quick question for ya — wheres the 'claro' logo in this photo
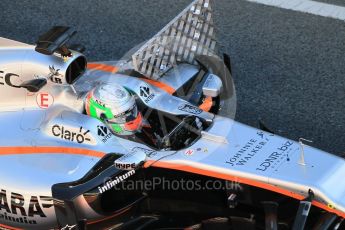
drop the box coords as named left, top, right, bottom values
left=51, top=125, right=95, bottom=145
left=0, top=71, right=21, bottom=88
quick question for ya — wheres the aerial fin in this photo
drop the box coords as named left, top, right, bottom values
left=131, top=0, right=217, bottom=80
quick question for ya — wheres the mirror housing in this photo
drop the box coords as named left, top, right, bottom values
left=19, top=78, right=47, bottom=92
left=202, top=73, right=223, bottom=98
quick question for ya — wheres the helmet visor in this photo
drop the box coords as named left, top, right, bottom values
left=108, top=104, right=138, bottom=124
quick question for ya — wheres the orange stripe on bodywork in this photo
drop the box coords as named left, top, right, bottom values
left=144, top=160, right=345, bottom=218
left=87, top=63, right=119, bottom=73
left=0, top=146, right=105, bottom=158
left=2, top=147, right=343, bottom=219
left=0, top=223, right=22, bottom=230
left=87, top=206, right=132, bottom=225
left=142, top=78, right=176, bottom=95
left=199, top=96, right=213, bottom=112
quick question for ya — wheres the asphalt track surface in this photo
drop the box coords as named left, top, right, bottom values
left=1, top=0, right=345, bottom=155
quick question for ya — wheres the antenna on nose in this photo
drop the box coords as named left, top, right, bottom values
left=298, top=138, right=313, bottom=166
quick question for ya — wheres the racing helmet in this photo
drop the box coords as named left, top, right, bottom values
left=85, top=83, right=142, bottom=135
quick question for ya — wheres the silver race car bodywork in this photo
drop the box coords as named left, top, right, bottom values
left=0, top=1, right=344, bottom=229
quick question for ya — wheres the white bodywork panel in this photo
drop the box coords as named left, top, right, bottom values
left=0, top=0, right=344, bottom=229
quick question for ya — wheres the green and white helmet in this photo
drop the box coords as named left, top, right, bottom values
left=85, top=83, right=143, bottom=135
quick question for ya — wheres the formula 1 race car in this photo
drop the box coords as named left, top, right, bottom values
left=1, top=0, right=345, bottom=230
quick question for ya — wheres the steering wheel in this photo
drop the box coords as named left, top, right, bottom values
left=157, top=116, right=203, bottom=150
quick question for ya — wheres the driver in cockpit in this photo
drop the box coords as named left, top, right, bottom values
left=84, top=83, right=160, bottom=148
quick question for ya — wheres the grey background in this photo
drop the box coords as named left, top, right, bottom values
left=1, top=0, right=345, bottom=155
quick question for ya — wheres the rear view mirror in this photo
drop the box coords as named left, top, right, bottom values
left=20, top=78, right=47, bottom=92
left=35, top=26, right=76, bottom=57
left=202, top=73, right=223, bottom=98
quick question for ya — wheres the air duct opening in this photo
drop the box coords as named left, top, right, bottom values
left=66, top=56, right=87, bottom=84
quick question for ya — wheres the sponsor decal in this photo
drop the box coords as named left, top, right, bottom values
left=52, top=125, right=91, bottom=144
left=256, top=141, right=294, bottom=172
left=140, top=86, right=155, bottom=103
left=95, top=99, right=106, bottom=107
left=98, top=170, right=136, bottom=194
left=36, top=92, right=54, bottom=109
left=184, top=149, right=195, bottom=156
left=0, top=70, right=21, bottom=88
left=225, top=131, right=272, bottom=167
left=97, top=125, right=112, bottom=143
left=48, top=65, right=63, bottom=84
left=196, top=147, right=208, bottom=153
left=114, top=162, right=136, bottom=170
left=0, top=189, right=53, bottom=225
left=178, top=104, right=202, bottom=115
left=114, top=149, right=147, bottom=170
